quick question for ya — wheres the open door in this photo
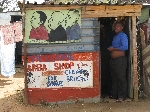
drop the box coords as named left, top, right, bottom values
left=99, top=17, right=134, bottom=98
left=11, top=15, right=23, bottom=65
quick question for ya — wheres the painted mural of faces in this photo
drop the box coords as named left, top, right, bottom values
left=48, top=11, right=64, bottom=30
left=65, top=9, right=80, bottom=27
left=25, top=9, right=81, bottom=43
left=47, top=10, right=80, bottom=30
left=30, top=11, right=47, bottom=29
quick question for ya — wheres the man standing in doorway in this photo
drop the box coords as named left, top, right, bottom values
left=108, top=21, right=128, bottom=102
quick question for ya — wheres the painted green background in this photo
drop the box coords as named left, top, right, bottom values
left=25, top=9, right=81, bottom=43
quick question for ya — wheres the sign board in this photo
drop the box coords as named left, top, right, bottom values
left=27, top=61, right=93, bottom=88
left=25, top=9, right=81, bottom=43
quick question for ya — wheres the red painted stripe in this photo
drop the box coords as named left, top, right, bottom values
left=42, top=70, right=64, bottom=76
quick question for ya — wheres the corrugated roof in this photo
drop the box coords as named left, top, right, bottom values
left=19, top=0, right=150, bottom=5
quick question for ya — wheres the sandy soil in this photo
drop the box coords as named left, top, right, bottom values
left=1, top=73, right=150, bottom=112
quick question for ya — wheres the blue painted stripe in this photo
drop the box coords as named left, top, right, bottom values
left=26, top=44, right=99, bottom=54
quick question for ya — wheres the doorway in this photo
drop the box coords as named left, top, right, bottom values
left=11, top=15, right=22, bottom=65
left=99, top=17, right=132, bottom=99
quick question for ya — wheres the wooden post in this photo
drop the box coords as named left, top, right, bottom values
left=129, top=17, right=134, bottom=98
left=132, top=16, right=138, bottom=101
left=22, top=0, right=28, bottom=104
left=98, top=20, right=101, bottom=98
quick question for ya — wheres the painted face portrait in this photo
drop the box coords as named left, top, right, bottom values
left=30, top=12, right=41, bottom=29
left=48, top=11, right=64, bottom=30
left=29, top=11, right=49, bottom=40
left=65, top=10, right=80, bottom=26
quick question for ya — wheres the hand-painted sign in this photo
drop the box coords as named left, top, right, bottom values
left=25, top=9, right=81, bottom=43
left=27, top=61, right=93, bottom=88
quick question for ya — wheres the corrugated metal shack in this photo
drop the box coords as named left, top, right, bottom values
left=18, top=0, right=143, bottom=104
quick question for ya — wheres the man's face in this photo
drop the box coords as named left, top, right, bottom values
left=30, top=12, right=41, bottom=28
left=114, top=23, right=123, bottom=33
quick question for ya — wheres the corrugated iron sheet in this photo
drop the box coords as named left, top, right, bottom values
left=143, top=45, right=150, bottom=75
left=23, top=0, right=150, bottom=5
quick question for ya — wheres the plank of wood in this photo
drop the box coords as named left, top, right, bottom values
left=26, top=6, right=82, bottom=10
left=132, top=16, right=139, bottom=102
left=22, top=0, right=28, bottom=104
left=24, top=5, right=141, bottom=14
left=24, top=5, right=141, bottom=18
left=103, top=10, right=141, bottom=14
left=106, top=5, right=142, bottom=12
left=81, top=12, right=141, bottom=18
left=129, top=17, right=134, bottom=98
left=84, top=5, right=105, bottom=11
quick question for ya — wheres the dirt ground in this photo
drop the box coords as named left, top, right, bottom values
left=1, top=73, right=150, bottom=112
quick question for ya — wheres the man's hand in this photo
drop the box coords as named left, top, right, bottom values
left=108, top=47, right=119, bottom=51
left=108, top=47, right=114, bottom=51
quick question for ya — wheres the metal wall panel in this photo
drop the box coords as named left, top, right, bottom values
left=81, top=36, right=99, bottom=43
left=81, top=18, right=98, bottom=27
left=81, top=18, right=99, bottom=43
left=26, top=44, right=99, bottom=54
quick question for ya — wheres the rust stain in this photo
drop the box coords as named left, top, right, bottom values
left=42, top=70, right=64, bottom=76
